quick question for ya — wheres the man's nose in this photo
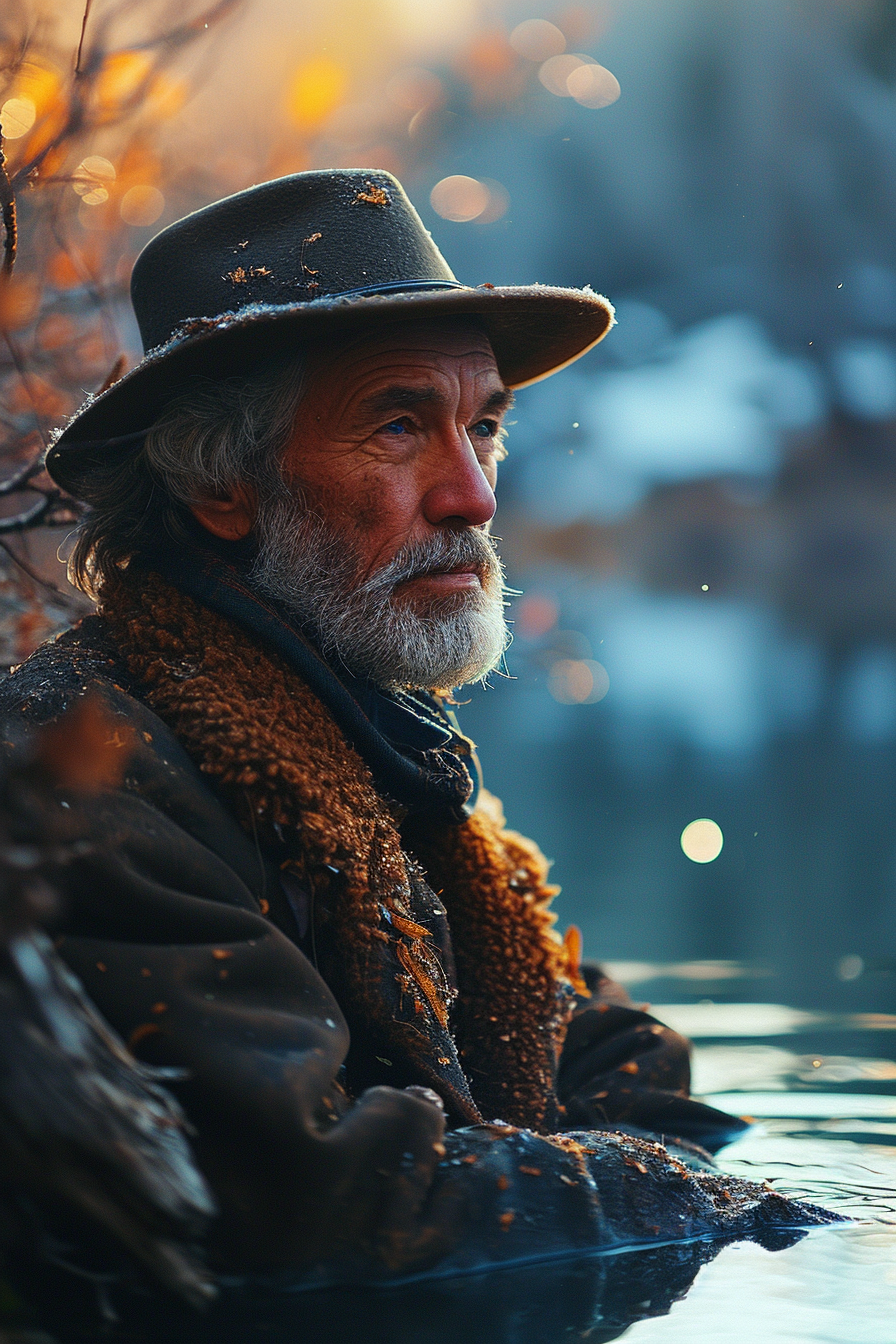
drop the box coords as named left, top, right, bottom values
left=421, top=432, right=497, bottom=529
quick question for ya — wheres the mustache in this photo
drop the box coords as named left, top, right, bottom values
left=362, top=528, right=502, bottom=593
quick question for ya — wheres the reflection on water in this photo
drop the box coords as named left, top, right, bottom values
left=645, top=1001, right=896, bottom=1039
left=461, top=583, right=896, bottom=1016
left=719, top=1128, right=896, bottom=1220
left=626, top=1228, right=896, bottom=1344
left=38, top=1232, right=832, bottom=1344
left=627, top=1118, right=896, bottom=1342
left=692, top=1043, right=896, bottom=1091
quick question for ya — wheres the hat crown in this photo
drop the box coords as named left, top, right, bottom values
left=131, top=169, right=458, bottom=354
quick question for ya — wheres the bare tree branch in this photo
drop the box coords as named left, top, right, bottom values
left=1, top=331, right=48, bottom=448
left=0, top=493, right=56, bottom=532
left=74, top=0, right=94, bottom=78
left=0, top=536, right=84, bottom=607
left=0, top=127, right=16, bottom=276
left=0, top=0, right=249, bottom=652
left=0, top=457, right=43, bottom=495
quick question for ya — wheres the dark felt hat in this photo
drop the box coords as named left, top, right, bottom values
left=46, top=169, right=614, bottom=500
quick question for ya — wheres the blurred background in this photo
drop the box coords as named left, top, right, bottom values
left=2, top=0, right=896, bottom=1014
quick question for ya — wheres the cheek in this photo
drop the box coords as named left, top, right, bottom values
left=349, top=487, right=394, bottom=534
left=337, top=475, right=422, bottom=538
left=315, top=489, right=402, bottom=545
left=297, top=475, right=381, bottom=532
left=292, top=455, right=424, bottom=548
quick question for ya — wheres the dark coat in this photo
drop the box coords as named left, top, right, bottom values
left=0, top=589, right=756, bottom=1281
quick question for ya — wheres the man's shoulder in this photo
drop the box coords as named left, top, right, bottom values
left=0, top=616, right=136, bottom=726
left=0, top=613, right=266, bottom=883
left=0, top=613, right=196, bottom=787
left=0, top=615, right=207, bottom=788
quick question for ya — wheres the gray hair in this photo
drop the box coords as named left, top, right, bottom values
left=66, top=351, right=307, bottom=598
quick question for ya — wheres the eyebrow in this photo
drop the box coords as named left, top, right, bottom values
left=481, top=387, right=515, bottom=416
left=357, top=383, right=515, bottom=421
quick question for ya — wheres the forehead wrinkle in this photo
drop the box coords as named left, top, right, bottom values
left=356, top=384, right=443, bottom=420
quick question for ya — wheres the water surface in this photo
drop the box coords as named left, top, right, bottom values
left=621, top=994, right=896, bottom=1343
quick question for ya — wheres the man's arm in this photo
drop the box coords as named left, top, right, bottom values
left=557, top=966, right=750, bottom=1153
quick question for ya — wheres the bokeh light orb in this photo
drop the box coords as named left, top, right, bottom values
left=287, top=57, right=346, bottom=130
left=430, top=174, right=490, bottom=222
left=517, top=594, right=558, bottom=638
left=0, top=96, right=36, bottom=139
left=72, top=156, right=115, bottom=206
left=510, top=19, right=566, bottom=62
left=0, top=276, right=41, bottom=332
left=477, top=178, right=510, bottom=223
left=836, top=954, right=864, bottom=981
left=566, top=62, right=620, bottom=108
left=548, top=658, right=610, bottom=705
left=538, top=53, right=594, bottom=97
left=680, top=819, right=724, bottom=863
left=120, top=185, right=165, bottom=227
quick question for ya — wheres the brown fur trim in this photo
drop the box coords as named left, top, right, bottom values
left=99, top=570, right=573, bottom=1129
left=404, top=792, right=573, bottom=1131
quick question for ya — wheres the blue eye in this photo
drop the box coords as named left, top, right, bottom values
left=383, top=420, right=408, bottom=435
left=472, top=420, right=497, bottom=438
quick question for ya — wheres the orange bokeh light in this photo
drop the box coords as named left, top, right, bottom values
left=548, top=658, right=610, bottom=705
left=120, top=185, right=165, bottom=226
left=0, top=276, right=42, bottom=332
left=287, top=57, right=348, bottom=130
left=517, top=594, right=559, bottom=638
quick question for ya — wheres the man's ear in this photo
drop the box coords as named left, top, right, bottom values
left=189, top=483, right=258, bottom=541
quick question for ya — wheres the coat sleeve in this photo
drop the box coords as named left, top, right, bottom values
left=556, top=966, right=750, bottom=1154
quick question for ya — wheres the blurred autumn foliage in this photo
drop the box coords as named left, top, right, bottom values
left=0, top=0, right=250, bottom=665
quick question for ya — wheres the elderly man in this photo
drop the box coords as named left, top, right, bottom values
left=1, top=170, right=757, bottom=1278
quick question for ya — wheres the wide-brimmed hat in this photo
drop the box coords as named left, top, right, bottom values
left=46, top=169, right=614, bottom=501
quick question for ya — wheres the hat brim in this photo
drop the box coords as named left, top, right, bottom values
left=46, top=283, right=614, bottom=499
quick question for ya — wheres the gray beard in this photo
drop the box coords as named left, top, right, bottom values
left=248, top=492, right=510, bottom=691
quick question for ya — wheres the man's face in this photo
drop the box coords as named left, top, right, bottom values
left=283, top=321, right=507, bottom=584
left=248, top=321, right=514, bottom=689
